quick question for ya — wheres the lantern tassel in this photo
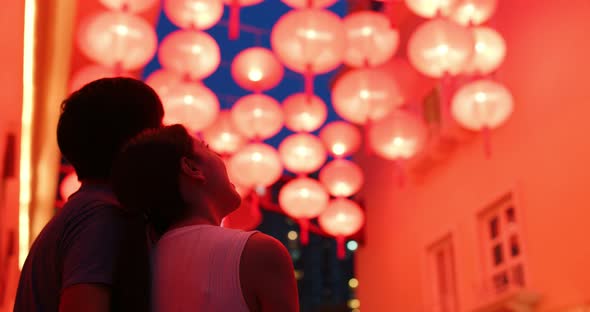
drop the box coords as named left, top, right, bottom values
left=395, top=160, right=406, bottom=187
left=483, top=126, right=492, bottom=158
left=336, top=236, right=346, bottom=259
left=304, top=66, right=314, bottom=98
left=229, top=1, right=240, bottom=40
left=364, top=119, right=373, bottom=156
left=299, top=218, right=310, bottom=245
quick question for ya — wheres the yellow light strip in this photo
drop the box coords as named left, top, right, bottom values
left=19, top=0, right=37, bottom=269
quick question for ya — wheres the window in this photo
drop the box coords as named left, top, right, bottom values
left=427, top=234, right=459, bottom=312
left=478, top=194, right=526, bottom=296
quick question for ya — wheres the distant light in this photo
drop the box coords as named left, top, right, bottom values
left=348, top=278, right=359, bottom=289
left=347, top=240, right=358, bottom=251
left=294, top=270, right=304, bottom=280
left=255, top=186, right=266, bottom=196
left=348, top=299, right=360, bottom=309
left=288, top=230, right=298, bottom=240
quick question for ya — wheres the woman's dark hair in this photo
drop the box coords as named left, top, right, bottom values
left=57, top=77, right=164, bottom=180
left=112, top=124, right=196, bottom=236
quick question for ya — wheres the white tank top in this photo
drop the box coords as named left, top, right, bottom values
left=152, top=224, right=256, bottom=312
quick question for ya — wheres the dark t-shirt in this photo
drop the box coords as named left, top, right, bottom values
left=14, top=185, right=150, bottom=312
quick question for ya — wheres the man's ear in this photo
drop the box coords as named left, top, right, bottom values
left=180, top=156, right=205, bottom=182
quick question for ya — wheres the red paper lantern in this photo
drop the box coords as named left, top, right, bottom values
left=463, top=26, right=505, bottom=75
left=227, top=143, right=283, bottom=188
left=369, top=110, right=428, bottom=160
left=160, top=81, right=219, bottom=132
left=77, top=11, right=157, bottom=70
left=99, top=0, right=158, bottom=13
left=404, top=0, right=457, bottom=18
left=450, top=0, right=497, bottom=26
left=318, top=198, right=364, bottom=258
left=279, top=133, right=327, bottom=174
left=231, top=47, right=284, bottom=92
left=222, top=0, right=263, bottom=39
left=332, top=68, right=404, bottom=125
left=145, top=69, right=183, bottom=98
left=407, top=17, right=474, bottom=78
left=279, top=177, right=329, bottom=244
left=281, top=0, right=337, bottom=8
left=319, top=159, right=364, bottom=197
left=319, top=121, right=361, bottom=158
left=202, top=110, right=247, bottom=155
left=282, top=93, right=327, bottom=132
left=343, top=11, right=399, bottom=68
left=159, top=29, right=220, bottom=80
left=231, top=94, right=284, bottom=140
left=69, top=65, right=132, bottom=94
left=271, top=8, right=346, bottom=95
left=164, top=0, right=224, bottom=30
left=60, top=172, right=81, bottom=201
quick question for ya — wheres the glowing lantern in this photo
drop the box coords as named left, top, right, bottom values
left=159, top=29, right=220, bottom=80
left=318, top=198, right=365, bottom=258
left=319, top=159, right=364, bottom=197
left=407, top=17, right=474, bottom=78
left=77, top=11, right=157, bottom=70
left=271, top=9, right=346, bottom=96
left=279, top=133, right=327, bottom=174
left=60, top=172, right=81, bottom=201
left=463, top=26, right=505, bottom=75
left=279, top=177, right=329, bottom=244
left=164, top=0, right=224, bottom=30
left=99, top=0, right=158, bottom=13
left=227, top=143, right=283, bottom=188
left=451, top=79, right=513, bottom=155
left=369, top=110, right=428, bottom=160
left=332, top=68, right=404, bottom=125
left=281, top=0, right=337, bottom=8
left=69, top=65, right=132, bottom=94
left=231, top=94, right=283, bottom=140
left=160, top=81, right=219, bottom=132
left=404, top=0, right=457, bottom=18
left=222, top=0, right=263, bottom=39
left=231, top=47, right=284, bottom=92
left=282, top=93, right=327, bottom=132
left=343, top=11, right=399, bottom=68
left=450, top=0, right=497, bottom=26
left=319, top=121, right=361, bottom=158
left=202, top=110, right=247, bottom=155
left=145, top=69, right=183, bottom=98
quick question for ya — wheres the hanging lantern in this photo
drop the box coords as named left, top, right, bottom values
left=227, top=143, right=283, bottom=188
left=379, top=57, right=437, bottom=103
left=160, top=81, right=220, bottom=133
left=404, top=0, right=457, bottom=19
left=159, top=29, right=220, bottom=80
left=407, top=17, right=474, bottom=78
left=279, top=177, right=329, bottom=244
left=99, top=0, right=158, bottom=13
left=369, top=110, right=428, bottom=160
left=318, top=198, right=365, bottom=259
left=77, top=11, right=158, bottom=70
left=164, top=0, right=224, bottom=30
left=231, top=47, right=284, bottom=92
left=69, top=65, right=132, bottom=94
left=231, top=94, right=284, bottom=140
left=271, top=8, right=346, bottom=96
left=280, top=0, right=338, bottom=8
left=319, top=121, right=361, bottom=158
left=451, top=79, right=513, bottom=155
left=222, top=0, right=263, bottom=39
left=202, top=110, right=247, bottom=155
left=463, top=26, right=506, bottom=75
left=60, top=172, right=81, bottom=201
left=319, top=159, right=364, bottom=197
left=332, top=68, right=404, bottom=125
left=145, top=69, right=183, bottom=98
left=343, top=11, right=399, bottom=68
left=279, top=133, right=327, bottom=174
left=282, top=93, right=327, bottom=132
left=449, top=0, right=497, bottom=26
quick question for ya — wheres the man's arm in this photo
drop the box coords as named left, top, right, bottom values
left=240, top=233, right=299, bottom=312
left=59, top=284, right=110, bottom=312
